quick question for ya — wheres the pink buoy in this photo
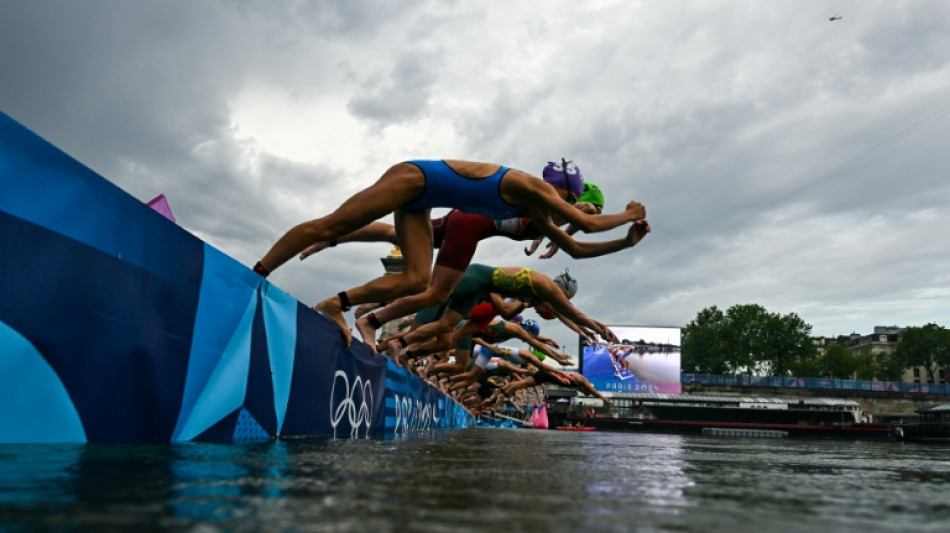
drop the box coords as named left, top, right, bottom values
left=534, top=403, right=549, bottom=430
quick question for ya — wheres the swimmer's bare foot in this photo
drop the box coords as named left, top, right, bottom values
left=315, top=298, right=352, bottom=346
left=383, top=338, right=403, bottom=359
left=354, top=316, right=378, bottom=355
left=354, top=302, right=380, bottom=319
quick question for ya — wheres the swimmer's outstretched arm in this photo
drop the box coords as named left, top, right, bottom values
left=549, top=199, right=646, bottom=234
left=488, top=293, right=527, bottom=319
left=514, top=348, right=564, bottom=376
left=505, top=172, right=644, bottom=235
left=496, top=359, right=533, bottom=375
left=554, top=313, right=596, bottom=345
left=535, top=334, right=559, bottom=348
left=573, top=374, right=613, bottom=405
left=527, top=202, right=596, bottom=258
left=502, top=375, right=537, bottom=396
left=503, top=322, right=571, bottom=365
left=531, top=218, right=651, bottom=260
left=472, top=337, right=501, bottom=352
left=533, top=277, right=618, bottom=344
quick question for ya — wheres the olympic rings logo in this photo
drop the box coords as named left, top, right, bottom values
left=330, top=370, right=374, bottom=438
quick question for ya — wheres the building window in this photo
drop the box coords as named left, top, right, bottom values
left=913, top=368, right=920, bottom=378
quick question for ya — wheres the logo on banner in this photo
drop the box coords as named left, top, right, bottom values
left=393, top=395, right=440, bottom=434
left=330, top=370, right=373, bottom=438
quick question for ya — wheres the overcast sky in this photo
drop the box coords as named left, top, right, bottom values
left=3, top=0, right=948, bottom=348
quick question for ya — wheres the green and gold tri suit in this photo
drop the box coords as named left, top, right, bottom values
left=413, top=263, right=544, bottom=329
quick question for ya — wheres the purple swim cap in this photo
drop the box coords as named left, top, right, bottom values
left=542, top=159, right=584, bottom=201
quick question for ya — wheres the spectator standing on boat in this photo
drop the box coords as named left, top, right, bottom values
left=252, top=159, right=648, bottom=346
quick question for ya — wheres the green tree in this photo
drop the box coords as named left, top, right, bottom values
left=682, top=306, right=729, bottom=373
left=854, top=345, right=881, bottom=381
left=896, top=324, right=950, bottom=382
left=683, top=304, right=817, bottom=376
left=823, top=344, right=858, bottom=379
left=875, top=348, right=907, bottom=382
left=723, top=304, right=771, bottom=375
left=760, top=312, right=816, bottom=376
left=787, top=351, right=823, bottom=378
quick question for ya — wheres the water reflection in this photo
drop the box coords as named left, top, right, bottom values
left=0, top=443, right=82, bottom=505
left=2, top=431, right=950, bottom=532
left=583, top=433, right=694, bottom=509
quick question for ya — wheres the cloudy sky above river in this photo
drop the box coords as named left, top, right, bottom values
left=3, top=0, right=948, bottom=347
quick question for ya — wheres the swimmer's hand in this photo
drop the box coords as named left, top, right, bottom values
left=625, top=201, right=646, bottom=221
left=593, top=320, right=619, bottom=344
left=524, top=238, right=543, bottom=256
left=625, top=220, right=651, bottom=247
left=577, top=329, right=598, bottom=346
left=539, top=241, right=560, bottom=259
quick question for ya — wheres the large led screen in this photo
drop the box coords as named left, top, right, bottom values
left=580, top=325, right=682, bottom=394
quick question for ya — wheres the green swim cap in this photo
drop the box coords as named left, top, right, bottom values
left=530, top=347, right=548, bottom=361
left=577, top=181, right=604, bottom=210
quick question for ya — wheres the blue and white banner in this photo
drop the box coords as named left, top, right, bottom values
left=0, top=111, right=471, bottom=444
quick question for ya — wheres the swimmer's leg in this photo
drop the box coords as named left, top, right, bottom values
left=353, top=210, right=435, bottom=349
left=298, top=222, right=397, bottom=260
left=257, top=162, right=422, bottom=274
left=317, top=208, right=433, bottom=347
left=356, top=264, right=464, bottom=338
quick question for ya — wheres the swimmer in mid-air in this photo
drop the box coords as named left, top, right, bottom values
left=295, top=162, right=648, bottom=352
left=505, top=369, right=613, bottom=405
left=253, top=159, right=647, bottom=346
left=384, top=263, right=619, bottom=366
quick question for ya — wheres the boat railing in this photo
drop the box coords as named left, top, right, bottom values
left=683, top=373, right=950, bottom=395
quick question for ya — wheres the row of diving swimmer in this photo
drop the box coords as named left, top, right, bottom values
left=252, top=158, right=650, bottom=411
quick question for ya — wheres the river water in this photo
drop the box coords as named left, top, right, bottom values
left=1, top=429, right=948, bottom=532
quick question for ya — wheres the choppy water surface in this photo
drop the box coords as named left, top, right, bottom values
left=1, top=429, right=948, bottom=532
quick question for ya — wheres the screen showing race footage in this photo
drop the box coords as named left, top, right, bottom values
left=580, top=325, right=682, bottom=394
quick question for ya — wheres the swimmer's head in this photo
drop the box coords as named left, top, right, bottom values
left=552, top=269, right=578, bottom=299
left=522, top=319, right=541, bottom=337
left=542, top=159, right=584, bottom=203
left=576, top=181, right=605, bottom=214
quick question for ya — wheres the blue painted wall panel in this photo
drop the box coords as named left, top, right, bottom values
left=0, top=212, right=195, bottom=442
left=0, top=111, right=471, bottom=444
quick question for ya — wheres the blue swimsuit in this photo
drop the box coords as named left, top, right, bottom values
left=403, top=160, right=525, bottom=219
